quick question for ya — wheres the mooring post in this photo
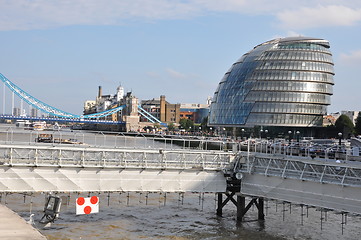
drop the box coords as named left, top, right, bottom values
left=217, top=193, right=223, bottom=216
left=237, top=195, right=245, bottom=221
left=258, top=198, right=265, bottom=220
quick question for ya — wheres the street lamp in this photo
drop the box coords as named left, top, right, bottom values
left=241, top=128, right=245, bottom=140
left=296, top=131, right=300, bottom=142
left=288, top=130, right=292, bottom=144
left=260, top=129, right=264, bottom=139
left=338, top=132, right=342, bottom=146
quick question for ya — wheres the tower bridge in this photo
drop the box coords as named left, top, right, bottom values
left=0, top=73, right=165, bottom=130
left=0, top=114, right=125, bottom=125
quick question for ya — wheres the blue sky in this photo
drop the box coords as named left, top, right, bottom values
left=1, top=0, right=361, bottom=115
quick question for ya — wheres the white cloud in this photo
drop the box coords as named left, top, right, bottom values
left=0, top=0, right=200, bottom=31
left=166, top=68, right=186, bottom=79
left=340, top=50, right=361, bottom=65
left=1, top=1, right=361, bottom=31
left=277, top=5, right=361, bottom=29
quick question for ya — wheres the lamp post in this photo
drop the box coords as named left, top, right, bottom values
left=288, top=130, right=292, bottom=144
left=296, top=131, right=300, bottom=142
left=338, top=132, right=342, bottom=146
left=241, top=128, right=245, bottom=140
left=260, top=129, right=264, bottom=139
left=210, top=127, right=213, bottom=136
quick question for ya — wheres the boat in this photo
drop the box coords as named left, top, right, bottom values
left=16, top=120, right=32, bottom=130
left=32, top=121, right=46, bottom=131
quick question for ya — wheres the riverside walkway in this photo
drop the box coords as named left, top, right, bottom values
left=0, top=204, right=46, bottom=240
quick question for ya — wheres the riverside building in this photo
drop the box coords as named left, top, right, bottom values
left=208, top=37, right=334, bottom=128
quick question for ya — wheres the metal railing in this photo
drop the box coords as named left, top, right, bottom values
left=237, top=152, right=361, bottom=187
left=0, top=127, right=232, bottom=151
left=0, top=144, right=234, bottom=170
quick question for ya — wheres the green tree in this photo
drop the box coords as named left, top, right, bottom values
left=179, top=118, right=194, bottom=130
left=335, top=114, right=354, bottom=138
left=354, top=112, right=361, bottom=136
left=167, top=123, right=175, bottom=131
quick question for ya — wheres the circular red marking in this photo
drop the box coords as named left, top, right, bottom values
left=77, top=197, right=85, bottom=206
left=84, top=206, right=92, bottom=214
left=90, top=196, right=98, bottom=204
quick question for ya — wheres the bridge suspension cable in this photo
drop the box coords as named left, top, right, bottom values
left=0, top=73, right=124, bottom=119
left=138, top=105, right=167, bottom=126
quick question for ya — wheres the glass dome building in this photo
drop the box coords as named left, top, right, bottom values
left=208, top=37, right=334, bottom=127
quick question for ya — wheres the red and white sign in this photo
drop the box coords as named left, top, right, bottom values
left=76, top=196, right=99, bottom=215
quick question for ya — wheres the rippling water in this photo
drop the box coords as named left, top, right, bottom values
left=2, top=192, right=361, bottom=240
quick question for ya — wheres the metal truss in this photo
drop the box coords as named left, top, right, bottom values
left=0, top=144, right=233, bottom=170
left=237, top=152, right=361, bottom=187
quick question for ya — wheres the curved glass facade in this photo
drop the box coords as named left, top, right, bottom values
left=209, top=37, right=334, bottom=127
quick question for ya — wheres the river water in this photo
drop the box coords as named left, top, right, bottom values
left=2, top=192, right=361, bottom=240
left=1, top=124, right=361, bottom=239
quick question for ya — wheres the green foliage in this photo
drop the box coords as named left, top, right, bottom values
left=335, top=114, right=354, bottom=138
left=179, top=118, right=194, bottom=130
left=167, top=123, right=175, bottom=131
left=355, top=112, right=361, bottom=135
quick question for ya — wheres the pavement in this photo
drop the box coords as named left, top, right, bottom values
left=0, top=204, right=47, bottom=240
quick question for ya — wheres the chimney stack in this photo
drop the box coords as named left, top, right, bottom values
left=98, top=86, right=102, bottom=98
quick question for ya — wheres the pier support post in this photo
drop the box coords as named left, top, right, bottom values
left=237, top=195, right=245, bottom=221
left=220, top=165, right=264, bottom=222
left=217, top=193, right=223, bottom=216
left=258, top=197, right=265, bottom=220
left=216, top=192, right=264, bottom=222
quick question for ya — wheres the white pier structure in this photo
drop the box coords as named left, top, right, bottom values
left=2, top=141, right=361, bottom=217
left=233, top=152, right=361, bottom=215
left=0, top=144, right=234, bottom=193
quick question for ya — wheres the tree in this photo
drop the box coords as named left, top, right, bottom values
left=179, top=118, right=194, bottom=130
left=354, top=112, right=361, bottom=136
left=335, top=114, right=354, bottom=138
left=167, top=123, right=175, bottom=131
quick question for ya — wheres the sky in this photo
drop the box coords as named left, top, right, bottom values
left=0, top=0, right=361, bottom=115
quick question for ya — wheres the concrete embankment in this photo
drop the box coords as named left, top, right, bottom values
left=0, top=204, right=46, bottom=240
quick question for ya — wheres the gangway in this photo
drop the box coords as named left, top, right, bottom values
left=0, top=144, right=232, bottom=193
left=219, top=152, right=361, bottom=218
